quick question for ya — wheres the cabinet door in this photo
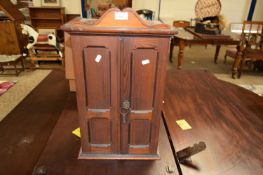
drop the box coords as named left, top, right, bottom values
left=71, top=36, right=120, bottom=154
left=121, top=37, right=170, bottom=154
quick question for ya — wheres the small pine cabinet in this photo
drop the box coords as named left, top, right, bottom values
left=62, top=8, right=176, bottom=160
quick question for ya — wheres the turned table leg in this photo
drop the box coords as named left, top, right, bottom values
left=232, top=44, right=245, bottom=78
left=177, top=39, right=185, bottom=69
left=214, top=45, right=221, bottom=64
left=169, top=38, right=174, bottom=63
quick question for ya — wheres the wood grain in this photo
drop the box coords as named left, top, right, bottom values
left=61, top=8, right=177, bottom=35
left=163, top=70, right=263, bottom=175
left=32, top=95, right=179, bottom=174
left=0, top=70, right=69, bottom=175
left=71, top=35, right=120, bottom=155
left=65, top=7, right=174, bottom=159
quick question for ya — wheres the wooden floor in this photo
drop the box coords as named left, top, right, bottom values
left=163, top=70, right=263, bottom=175
left=0, top=69, right=70, bottom=175
left=0, top=69, right=262, bottom=175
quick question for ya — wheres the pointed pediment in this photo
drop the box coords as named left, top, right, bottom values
left=62, top=8, right=177, bottom=36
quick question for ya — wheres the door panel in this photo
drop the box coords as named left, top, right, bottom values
left=88, top=117, right=111, bottom=144
left=83, top=47, right=113, bottom=153
left=121, top=37, right=162, bottom=154
left=131, top=49, right=157, bottom=110
left=71, top=36, right=119, bottom=154
left=129, top=119, right=151, bottom=145
left=84, top=47, right=111, bottom=109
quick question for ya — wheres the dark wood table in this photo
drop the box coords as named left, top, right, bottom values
left=163, top=70, right=263, bottom=175
left=170, top=27, right=242, bottom=78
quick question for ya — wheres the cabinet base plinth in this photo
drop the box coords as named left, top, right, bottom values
left=78, top=148, right=160, bottom=160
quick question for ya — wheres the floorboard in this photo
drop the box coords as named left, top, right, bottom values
left=163, top=70, right=263, bottom=175
left=0, top=69, right=70, bottom=175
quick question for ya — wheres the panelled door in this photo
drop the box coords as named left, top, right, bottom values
left=71, top=35, right=120, bottom=154
left=72, top=35, right=169, bottom=156
left=120, top=37, right=169, bottom=154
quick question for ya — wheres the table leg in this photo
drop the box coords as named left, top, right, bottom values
left=177, top=39, right=185, bottom=69
left=214, top=45, right=221, bottom=64
left=169, top=38, right=174, bottom=63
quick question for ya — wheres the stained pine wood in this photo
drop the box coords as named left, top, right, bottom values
left=163, top=70, right=263, bottom=175
left=121, top=37, right=170, bottom=155
left=63, top=8, right=175, bottom=159
left=71, top=35, right=120, bottom=156
left=61, top=8, right=176, bottom=35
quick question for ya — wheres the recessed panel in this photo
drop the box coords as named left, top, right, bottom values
left=129, top=119, right=151, bottom=145
left=131, top=49, right=158, bottom=110
left=88, top=118, right=111, bottom=145
left=83, top=47, right=111, bottom=109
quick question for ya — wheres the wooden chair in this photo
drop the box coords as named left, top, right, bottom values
left=224, top=21, right=263, bottom=77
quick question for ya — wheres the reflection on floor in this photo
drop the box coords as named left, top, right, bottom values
left=169, top=45, right=263, bottom=95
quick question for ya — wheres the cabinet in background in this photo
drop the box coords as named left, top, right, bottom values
left=29, top=6, right=65, bottom=30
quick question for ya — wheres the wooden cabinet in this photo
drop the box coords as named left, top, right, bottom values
left=62, top=8, right=176, bottom=159
left=29, top=6, right=65, bottom=30
left=0, top=0, right=25, bottom=54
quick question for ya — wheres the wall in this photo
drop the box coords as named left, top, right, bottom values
left=62, top=0, right=262, bottom=22
left=159, top=0, right=251, bottom=24
left=253, top=0, right=263, bottom=21
left=132, top=0, right=159, bottom=19
left=61, top=0, right=81, bottom=14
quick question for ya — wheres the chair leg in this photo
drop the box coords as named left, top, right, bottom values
left=224, top=54, right=227, bottom=64
left=21, top=57, right=25, bottom=71
left=169, top=41, right=174, bottom=63
left=14, top=63, right=18, bottom=76
left=0, top=64, right=3, bottom=72
left=238, top=58, right=245, bottom=78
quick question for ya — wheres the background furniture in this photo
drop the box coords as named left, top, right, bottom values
left=168, top=25, right=241, bottom=78
left=62, top=8, right=176, bottom=159
left=136, top=9, right=154, bottom=20
left=163, top=70, right=263, bottom=175
left=28, top=7, right=65, bottom=66
left=173, top=20, right=190, bottom=28
left=29, top=6, right=65, bottom=30
left=0, top=55, right=24, bottom=76
left=224, top=21, right=263, bottom=78
left=0, top=0, right=25, bottom=55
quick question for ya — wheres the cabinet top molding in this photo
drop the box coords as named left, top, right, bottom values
left=61, top=8, right=177, bottom=36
